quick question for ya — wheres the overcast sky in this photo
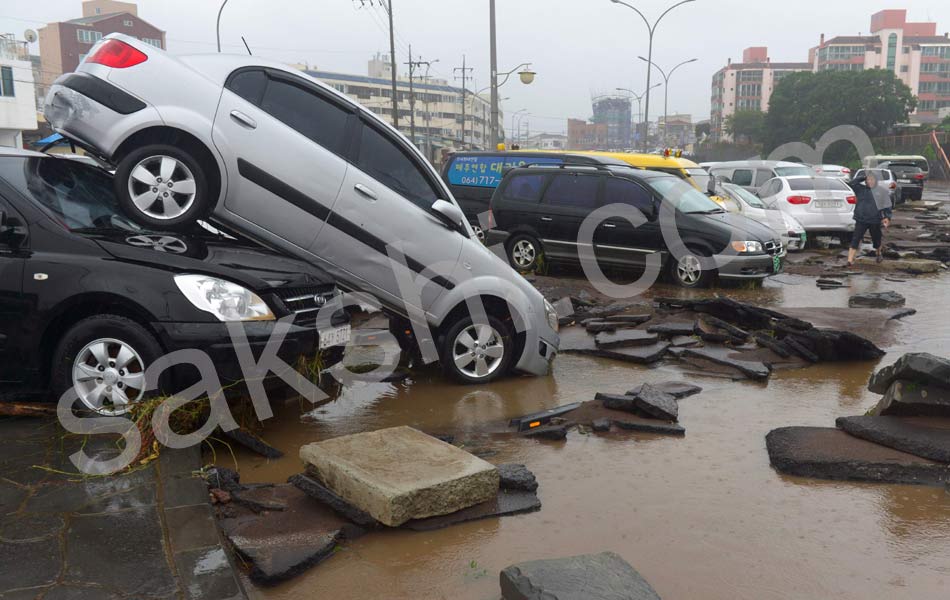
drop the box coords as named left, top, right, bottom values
left=3, top=0, right=949, bottom=135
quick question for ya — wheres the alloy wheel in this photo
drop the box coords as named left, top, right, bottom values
left=676, top=254, right=703, bottom=285
left=511, top=240, right=537, bottom=269
left=127, top=155, right=197, bottom=220
left=452, top=324, right=506, bottom=380
left=71, top=338, right=147, bottom=416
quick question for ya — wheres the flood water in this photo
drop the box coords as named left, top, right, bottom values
left=219, top=273, right=950, bottom=600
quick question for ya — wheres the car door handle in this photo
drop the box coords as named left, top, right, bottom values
left=354, top=183, right=377, bottom=200
left=230, top=110, right=257, bottom=129
left=603, top=223, right=617, bottom=229
left=540, top=216, right=553, bottom=222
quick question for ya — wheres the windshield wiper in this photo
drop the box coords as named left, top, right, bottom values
left=685, top=208, right=725, bottom=215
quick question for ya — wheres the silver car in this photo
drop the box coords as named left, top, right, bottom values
left=44, top=34, right=559, bottom=384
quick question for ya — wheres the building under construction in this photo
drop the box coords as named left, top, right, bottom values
left=591, top=96, right=633, bottom=150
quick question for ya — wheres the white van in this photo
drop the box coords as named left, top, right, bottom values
left=706, top=161, right=814, bottom=192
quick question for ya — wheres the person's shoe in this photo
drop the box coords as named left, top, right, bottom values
left=876, top=252, right=884, bottom=264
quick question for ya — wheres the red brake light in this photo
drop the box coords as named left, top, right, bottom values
left=842, top=168, right=851, bottom=174
left=86, top=39, right=148, bottom=68
left=915, top=174, right=925, bottom=180
left=846, top=195, right=857, bottom=204
left=787, top=195, right=812, bottom=205
left=889, top=182, right=897, bottom=190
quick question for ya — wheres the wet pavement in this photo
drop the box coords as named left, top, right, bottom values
left=0, top=423, right=244, bottom=600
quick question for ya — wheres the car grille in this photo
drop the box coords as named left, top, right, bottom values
left=270, top=285, right=346, bottom=326
left=765, top=240, right=785, bottom=256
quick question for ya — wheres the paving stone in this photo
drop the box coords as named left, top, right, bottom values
left=158, top=447, right=203, bottom=479
left=591, top=418, right=611, bottom=433
left=403, top=489, right=541, bottom=532
left=836, top=416, right=950, bottom=463
left=0, top=480, right=27, bottom=513
left=290, top=473, right=379, bottom=528
left=300, top=426, right=499, bottom=527
left=163, top=475, right=212, bottom=509
left=165, top=504, right=221, bottom=553
left=626, top=382, right=702, bottom=400
left=500, top=551, right=661, bottom=600
left=173, top=547, right=243, bottom=600
left=65, top=507, right=177, bottom=598
left=0, top=539, right=61, bottom=590
left=594, top=330, right=659, bottom=350
left=849, top=291, right=906, bottom=308
left=39, top=585, right=121, bottom=600
left=0, top=514, right=63, bottom=542
left=497, top=464, right=539, bottom=492
left=765, top=427, right=950, bottom=486
left=76, top=483, right=156, bottom=515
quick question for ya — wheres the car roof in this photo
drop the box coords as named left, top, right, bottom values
left=446, top=151, right=627, bottom=166
left=710, top=160, right=806, bottom=168
left=506, top=163, right=675, bottom=181
left=572, top=151, right=701, bottom=169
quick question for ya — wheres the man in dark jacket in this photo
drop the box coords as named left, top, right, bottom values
left=847, top=171, right=892, bottom=267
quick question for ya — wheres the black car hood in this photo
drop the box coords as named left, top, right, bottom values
left=694, top=211, right=779, bottom=242
left=87, top=229, right=333, bottom=290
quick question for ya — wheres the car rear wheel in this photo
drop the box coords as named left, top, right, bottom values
left=441, top=315, right=514, bottom=385
left=115, top=144, right=210, bottom=230
left=506, top=234, right=542, bottom=272
left=51, top=315, right=164, bottom=416
left=669, top=248, right=713, bottom=288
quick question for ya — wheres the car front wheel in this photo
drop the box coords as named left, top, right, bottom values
left=441, top=315, right=515, bottom=384
left=669, top=249, right=713, bottom=288
left=51, top=315, right=164, bottom=416
left=506, top=234, right=542, bottom=272
left=115, top=144, right=210, bottom=230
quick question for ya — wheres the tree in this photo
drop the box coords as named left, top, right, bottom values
left=695, top=121, right=711, bottom=139
left=724, top=110, right=765, bottom=145
left=763, top=69, right=917, bottom=155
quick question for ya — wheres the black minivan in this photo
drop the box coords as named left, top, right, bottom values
left=0, top=150, right=349, bottom=415
left=440, top=151, right=627, bottom=239
left=486, top=164, right=785, bottom=288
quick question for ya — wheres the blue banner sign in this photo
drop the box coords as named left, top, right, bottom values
left=447, top=155, right=564, bottom=188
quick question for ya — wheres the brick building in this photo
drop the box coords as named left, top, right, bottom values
left=567, top=118, right=608, bottom=150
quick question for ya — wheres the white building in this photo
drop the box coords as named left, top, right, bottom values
left=524, top=132, right=567, bottom=150
left=0, top=35, right=38, bottom=148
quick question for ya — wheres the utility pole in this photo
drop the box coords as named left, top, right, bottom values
left=454, top=55, right=473, bottom=148
left=357, top=1, right=399, bottom=128
left=404, top=45, right=417, bottom=144
left=489, top=0, right=499, bottom=147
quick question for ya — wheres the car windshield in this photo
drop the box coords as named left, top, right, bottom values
left=723, top=183, right=766, bottom=209
left=648, top=176, right=724, bottom=214
left=775, top=165, right=813, bottom=177
left=0, top=157, right=146, bottom=233
left=685, top=168, right=712, bottom=191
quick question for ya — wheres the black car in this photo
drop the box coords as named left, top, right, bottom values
left=0, top=151, right=349, bottom=415
left=485, top=164, right=785, bottom=288
left=440, top=151, right=628, bottom=240
left=881, top=162, right=926, bottom=201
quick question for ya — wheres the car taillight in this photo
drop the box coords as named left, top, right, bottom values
left=915, top=174, right=925, bottom=180
left=842, top=168, right=851, bottom=174
left=487, top=209, right=495, bottom=230
left=86, top=39, right=148, bottom=68
left=846, top=195, right=857, bottom=204
left=889, top=182, right=897, bottom=190
left=787, top=196, right=812, bottom=205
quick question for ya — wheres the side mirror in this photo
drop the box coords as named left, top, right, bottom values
left=707, top=176, right=717, bottom=196
left=430, top=199, right=466, bottom=234
left=0, top=210, right=25, bottom=247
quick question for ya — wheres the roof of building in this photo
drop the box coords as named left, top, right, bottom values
left=725, top=62, right=812, bottom=70
left=66, top=12, right=125, bottom=24
left=824, top=36, right=878, bottom=45
left=305, top=69, right=478, bottom=97
left=906, top=35, right=950, bottom=44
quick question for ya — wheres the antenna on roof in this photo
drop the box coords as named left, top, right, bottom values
left=241, top=36, right=252, bottom=55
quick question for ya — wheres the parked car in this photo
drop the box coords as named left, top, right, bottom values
left=441, top=151, right=627, bottom=240
left=707, top=161, right=814, bottom=192
left=756, top=176, right=856, bottom=239
left=0, top=150, right=350, bottom=415
left=880, top=161, right=926, bottom=201
left=811, top=164, right=852, bottom=181
left=852, top=168, right=899, bottom=206
left=44, top=34, right=558, bottom=384
left=486, top=164, right=785, bottom=288
left=863, top=154, right=929, bottom=179
left=717, top=182, right=807, bottom=251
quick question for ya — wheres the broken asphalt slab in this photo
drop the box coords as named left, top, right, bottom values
left=679, top=347, right=771, bottom=381
left=870, top=379, right=950, bottom=418
left=765, top=427, right=950, bottom=486
left=594, top=329, right=659, bottom=349
left=835, top=416, right=950, bottom=463
left=626, top=381, right=702, bottom=400
left=560, top=401, right=685, bottom=436
left=596, top=387, right=678, bottom=423
left=500, top=552, right=661, bottom=600
left=868, top=353, right=950, bottom=394
left=848, top=291, right=906, bottom=308
left=402, top=488, right=541, bottom=532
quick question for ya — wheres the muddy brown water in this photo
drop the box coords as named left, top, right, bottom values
left=215, top=274, right=950, bottom=600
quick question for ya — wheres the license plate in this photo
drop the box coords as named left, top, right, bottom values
left=899, top=178, right=911, bottom=183
left=318, top=324, right=351, bottom=350
left=814, top=199, right=840, bottom=208
left=773, top=255, right=782, bottom=273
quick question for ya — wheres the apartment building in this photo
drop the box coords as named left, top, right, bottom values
left=0, top=35, right=38, bottom=147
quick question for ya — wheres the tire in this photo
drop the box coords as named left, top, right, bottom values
left=669, top=247, right=713, bottom=288
left=114, top=144, right=211, bottom=230
left=50, top=315, right=164, bottom=416
left=440, top=314, right=515, bottom=385
left=506, top=233, right=542, bottom=272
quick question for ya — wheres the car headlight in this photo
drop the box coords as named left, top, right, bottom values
left=730, top=240, right=764, bottom=254
left=544, top=299, right=559, bottom=332
left=174, top=274, right=275, bottom=322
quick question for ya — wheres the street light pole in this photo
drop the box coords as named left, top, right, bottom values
left=386, top=1, right=399, bottom=128
left=216, top=0, right=229, bottom=52
left=615, top=84, right=661, bottom=151
left=609, top=0, right=695, bottom=150
left=489, top=0, right=499, bottom=147
left=639, top=56, right=697, bottom=145
left=510, top=109, right=528, bottom=146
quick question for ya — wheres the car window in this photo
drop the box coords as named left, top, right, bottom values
left=502, top=174, right=546, bottom=203
left=0, top=157, right=145, bottom=233
left=542, top=173, right=599, bottom=208
left=226, top=69, right=267, bottom=105
left=604, top=178, right=653, bottom=214
left=357, top=121, right=440, bottom=210
left=754, top=169, right=771, bottom=187
left=788, top=178, right=849, bottom=191
left=724, top=183, right=766, bottom=208
left=731, top=169, right=754, bottom=186
left=775, top=165, right=812, bottom=177
left=647, top=176, right=723, bottom=213
left=760, top=179, right=782, bottom=197
left=260, top=76, right=349, bottom=155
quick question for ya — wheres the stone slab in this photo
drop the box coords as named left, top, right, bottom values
left=868, top=353, right=950, bottom=394
left=289, top=472, right=379, bottom=528
left=497, top=464, right=539, bottom=492
left=835, top=416, right=950, bottom=463
left=680, top=348, right=771, bottom=380
left=870, top=379, right=950, bottom=418
left=299, top=426, right=499, bottom=527
left=560, top=401, right=686, bottom=437
left=594, top=343, right=671, bottom=365
left=646, top=322, right=696, bottom=337
left=402, top=489, right=541, bottom=532
left=500, top=551, right=661, bottom=600
left=627, top=382, right=702, bottom=400
left=848, top=291, right=906, bottom=308
left=594, top=329, right=659, bottom=350
left=765, top=427, right=949, bottom=486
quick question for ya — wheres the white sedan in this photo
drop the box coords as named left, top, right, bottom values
left=718, top=182, right=807, bottom=251
left=756, top=176, right=855, bottom=237
left=812, top=164, right=852, bottom=182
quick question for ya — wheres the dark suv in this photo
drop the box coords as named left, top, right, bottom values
left=881, top=162, right=926, bottom=201
left=0, top=151, right=349, bottom=415
left=486, top=164, right=785, bottom=287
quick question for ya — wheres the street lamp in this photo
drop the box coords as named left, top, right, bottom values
left=609, top=0, right=696, bottom=149
left=216, top=0, right=229, bottom=52
left=616, top=84, right=662, bottom=150
left=489, top=0, right=536, bottom=147
left=510, top=109, right=528, bottom=147
left=639, top=56, right=697, bottom=144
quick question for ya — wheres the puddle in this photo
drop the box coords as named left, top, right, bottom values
left=214, top=276, right=950, bottom=600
